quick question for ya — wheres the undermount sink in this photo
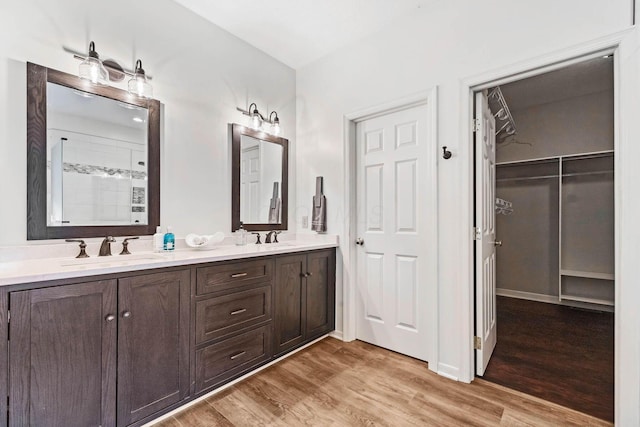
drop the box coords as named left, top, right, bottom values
left=260, top=241, right=297, bottom=248
left=59, top=253, right=166, bottom=267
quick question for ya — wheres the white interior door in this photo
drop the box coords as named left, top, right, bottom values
left=355, top=104, right=432, bottom=361
left=241, top=145, right=260, bottom=223
left=475, top=90, right=498, bottom=375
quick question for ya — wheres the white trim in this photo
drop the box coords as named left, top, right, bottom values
left=142, top=335, right=330, bottom=427
left=460, top=30, right=631, bottom=392
left=497, top=288, right=615, bottom=313
left=329, top=329, right=344, bottom=341
left=437, top=363, right=460, bottom=381
left=342, top=116, right=357, bottom=342
left=496, top=288, right=559, bottom=304
left=464, top=29, right=631, bottom=90
left=344, top=89, right=435, bottom=122
left=342, top=87, right=439, bottom=369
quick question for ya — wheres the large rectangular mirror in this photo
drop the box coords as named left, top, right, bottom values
left=27, top=63, right=160, bottom=240
left=231, top=124, right=288, bottom=231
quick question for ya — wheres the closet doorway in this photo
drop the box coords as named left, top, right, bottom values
left=473, top=55, right=615, bottom=422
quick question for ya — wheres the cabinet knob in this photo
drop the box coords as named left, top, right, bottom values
left=105, top=314, right=115, bottom=322
left=307, top=272, right=313, bottom=277
left=122, top=311, right=131, bottom=318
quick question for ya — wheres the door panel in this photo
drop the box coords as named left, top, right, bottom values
left=475, top=90, right=498, bottom=375
left=305, top=249, right=336, bottom=339
left=355, top=104, right=432, bottom=361
left=117, top=270, right=190, bottom=426
left=9, top=280, right=117, bottom=427
left=274, top=254, right=306, bottom=354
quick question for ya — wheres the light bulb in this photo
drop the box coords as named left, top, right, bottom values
left=272, top=121, right=281, bottom=136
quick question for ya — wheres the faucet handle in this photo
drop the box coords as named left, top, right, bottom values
left=273, top=231, right=281, bottom=243
left=65, top=239, right=89, bottom=258
left=120, top=237, right=140, bottom=255
left=251, top=232, right=262, bottom=244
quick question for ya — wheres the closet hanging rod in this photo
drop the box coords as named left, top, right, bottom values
left=497, top=174, right=558, bottom=183
left=496, top=150, right=614, bottom=166
left=562, top=170, right=614, bottom=178
left=497, top=170, right=613, bottom=183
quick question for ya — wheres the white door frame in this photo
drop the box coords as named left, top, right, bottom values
left=342, top=87, right=439, bottom=369
left=461, top=28, right=635, bottom=422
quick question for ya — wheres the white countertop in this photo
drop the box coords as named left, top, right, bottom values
left=0, top=238, right=338, bottom=286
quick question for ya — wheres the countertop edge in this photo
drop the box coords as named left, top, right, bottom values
left=0, top=241, right=338, bottom=287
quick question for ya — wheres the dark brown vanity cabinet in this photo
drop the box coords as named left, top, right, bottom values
left=9, top=280, right=117, bottom=427
left=117, top=270, right=191, bottom=426
left=4, top=248, right=335, bottom=427
left=194, top=258, right=274, bottom=394
left=274, top=249, right=335, bottom=356
left=8, top=270, right=191, bottom=427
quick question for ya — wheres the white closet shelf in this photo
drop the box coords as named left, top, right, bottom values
left=560, top=269, right=614, bottom=281
left=560, top=294, right=614, bottom=306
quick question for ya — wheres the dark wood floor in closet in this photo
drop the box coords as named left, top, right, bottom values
left=482, top=296, right=614, bottom=422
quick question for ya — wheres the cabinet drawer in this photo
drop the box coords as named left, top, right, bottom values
left=195, top=325, right=272, bottom=393
left=196, top=285, right=272, bottom=344
left=197, top=258, right=273, bottom=295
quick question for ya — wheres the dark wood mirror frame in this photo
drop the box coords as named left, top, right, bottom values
left=26, top=62, right=160, bottom=240
left=231, top=123, right=288, bottom=232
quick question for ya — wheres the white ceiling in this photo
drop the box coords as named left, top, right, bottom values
left=172, top=0, right=432, bottom=69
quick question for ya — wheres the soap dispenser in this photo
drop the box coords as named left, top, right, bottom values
left=153, top=226, right=165, bottom=252
left=163, top=226, right=175, bottom=251
left=235, top=222, right=247, bottom=246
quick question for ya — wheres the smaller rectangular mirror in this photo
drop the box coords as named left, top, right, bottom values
left=231, top=124, right=288, bottom=231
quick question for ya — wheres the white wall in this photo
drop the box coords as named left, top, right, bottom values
left=295, top=0, right=638, bottom=423
left=0, top=0, right=296, bottom=246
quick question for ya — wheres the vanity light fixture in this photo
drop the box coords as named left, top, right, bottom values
left=268, top=111, right=281, bottom=135
left=78, top=41, right=109, bottom=84
left=69, top=44, right=154, bottom=92
left=128, top=60, right=153, bottom=98
left=250, top=103, right=263, bottom=129
left=236, top=103, right=282, bottom=135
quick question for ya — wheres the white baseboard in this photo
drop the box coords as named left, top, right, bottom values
left=329, top=330, right=344, bottom=341
left=496, top=288, right=614, bottom=312
left=496, top=288, right=558, bottom=304
left=143, top=334, right=330, bottom=426
left=437, top=363, right=460, bottom=381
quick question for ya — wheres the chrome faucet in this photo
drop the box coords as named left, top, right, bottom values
left=99, top=236, right=116, bottom=256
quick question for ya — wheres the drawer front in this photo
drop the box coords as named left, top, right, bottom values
left=196, top=285, right=272, bottom=344
left=197, top=258, right=274, bottom=295
left=196, top=325, right=272, bottom=393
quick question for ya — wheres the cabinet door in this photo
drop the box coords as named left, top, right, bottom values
left=305, top=249, right=336, bottom=339
left=274, top=254, right=306, bottom=355
left=9, top=280, right=117, bottom=427
left=117, top=270, right=191, bottom=426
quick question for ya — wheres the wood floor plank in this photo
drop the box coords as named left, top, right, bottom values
left=150, top=337, right=612, bottom=427
left=483, top=296, right=614, bottom=421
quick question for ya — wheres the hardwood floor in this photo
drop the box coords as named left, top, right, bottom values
left=154, top=337, right=611, bottom=427
left=483, top=296, right=614, bottom=422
